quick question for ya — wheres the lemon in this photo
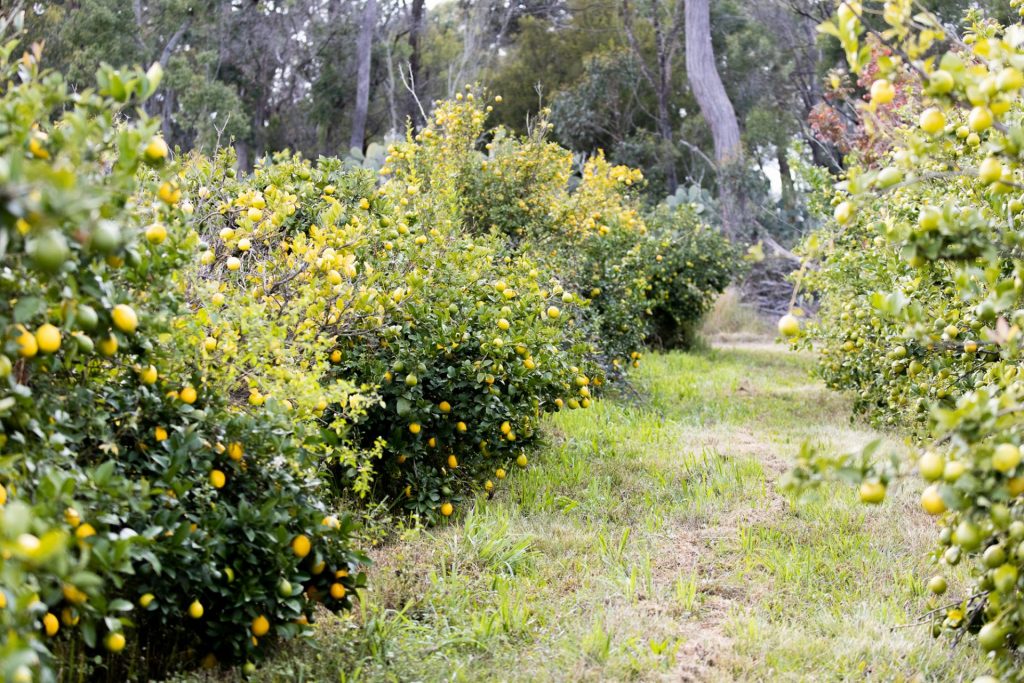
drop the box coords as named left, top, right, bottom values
left=969, top=105, right=993, bottom=131
left=456, top=421, right=467, bottom=432
left=16, top=326, right=38, bottom=358
left=27, top=230, right=69, bottom=273
left=918, top=451, right=945, bottom=481
left=105, top=631, right=126, bottom=653
left=252, top=615, right=270, bottom=636
left=322, top=515, right=340, bottom=529
left=180, top=386, right=197, bottom=404
left=858, top=480, right=885, bottom=504
left=75, top=523, right=96, bottom=540
left=919, top=107, right=946, bottom=134
left=546, top=306, right=561, bottom=319
left=35, top=323, right=61, bottom=353
left=330, top=349, right=342, bottom=363
left=440, top=502, right=454, bottom=517
left=921, top=485, right=947, bottom=515
left=484, top=480, right=494, bottom=492
left=0, top=483, right=6, bottom=505
left=139, top=593, right=155, bottom=608
left=237, top=237, right=251, bottom=252
left=496, top=468, right=507, bottom=479
left=777, top=314, right=800, bottom=337
left=145, top=222, right=167, bottom=244
left=139, top=365, right=158, bottom=384
left=227, top=256, right=241, bottom=271
left=143, top=136, right=169, bottom=163
left=979, top=157, right=1003, bottom=185
left=228, top=442, right=244, bottom=461
left=209, top=469, right=226, bottom=488
left=64, top=507, right=80, bottom=527
left=188, top=599, right=204, bottom=619
left=112, top=304, right=138, bottom=333
left=500, top=421, right=512, bottom=435
left=447, top=454, right=458, bottom=468
left=497, top=318, right=510, bottom=330
left=291, top=534, right=312, bottom=558
left=833, top=201, right=853, bottom=224
left=993, top=443, right=1021, bottom=473
left=439, top=401, right=451, bottom=413
left=43, top=612, right=59, bottom=636
left=870, top=78, right=895, bottom=104
left=155, top=426, right=168, bottom=441
left=247, top=207, right=263, bottom=222
left=409, top=423, right=421, bottom=435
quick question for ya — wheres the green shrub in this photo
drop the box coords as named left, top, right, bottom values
left=0, top=39, right=363, bottom=681
left=789, top=4, right=1024, bottom=677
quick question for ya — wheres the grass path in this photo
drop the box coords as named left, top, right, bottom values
left=201, top=343, right=985, bottom=682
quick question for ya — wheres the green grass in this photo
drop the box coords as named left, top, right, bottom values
left=181, top=344, right=984, bottom=682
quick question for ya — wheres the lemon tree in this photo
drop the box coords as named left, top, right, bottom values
left=0, top=25, right=364, bottom=680
left=789, top=1, right=1024, bottom=677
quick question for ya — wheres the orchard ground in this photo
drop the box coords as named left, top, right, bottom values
left=180, top=340, right=984, bottom=682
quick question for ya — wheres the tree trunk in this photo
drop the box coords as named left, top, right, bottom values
left=684, top=0, right=744, bottom=239
left=776, top=141, right=795, bottom=210
left=350, top=0, right=377, bottom=152
left=407, top=0, right=425, bottom=129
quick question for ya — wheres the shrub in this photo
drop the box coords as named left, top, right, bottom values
left=790, top=3, right=1024, bottom=677
left=183, top=146, right=599, bottom=520
left=0, top=39, right=363, bottom=681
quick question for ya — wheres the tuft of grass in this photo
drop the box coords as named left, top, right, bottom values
left=175, top=344, right=985, bottom=683
left=700, top=287, right=775, bottom=343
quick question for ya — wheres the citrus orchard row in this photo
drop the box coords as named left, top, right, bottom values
left=0, top=25, right=734, bottom=682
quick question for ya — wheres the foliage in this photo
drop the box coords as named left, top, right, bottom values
left=792, top=1, right=1024, bottom=677
left=0, top=35, right=363, bottom=681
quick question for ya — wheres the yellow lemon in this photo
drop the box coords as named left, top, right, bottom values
left=34, top=323, right=61, bottom=354
left=439, top=401, right=451, bottom=413
left=16, top=326, right=38, bottom=357
left=155, top=426, right=168, bottom=441
left=111, top=304, right=138, bottom=333
left=139, top=593, right=155, bottom=608
left=456, top=421, right=467, bottom=432
left=516, top=454, right=528, bottom=468
left=139, top=365, right=158, bottom=384
left=105, top=632, right=126, bottom=653
left=43, top=612, right=59, bottom=636
left=252, top=615, right=270, bottom=637
left=409, top=423, right=421, bottom=435
left=180, top=386, right=197, bottom=404
left=921, top=484, right=947, bottom=515
left=330, top=582, right=347, bottom=599
left=209, top=469, right=226, bottom=489
left=144, top=136, right=169, bottom=163
left=188, top=599, right=204, bottom=619
left=546, top=306, right=560, bottom=319
left=227, top=442, right=243, bottom=461
left=496, top=468, right=506, bottom=479
left=145, top=223, right=167, bottom=244
left=440, top=502, right=454, bottom=517
left=870, top=78, right=895, bottom=104
left=919, top=107, right=946, bottom=134
left=447, top=455, right=458, bottom=469
left=291, top=534, right=312, bottom=558
left=98, top=334, right=118, bottom=356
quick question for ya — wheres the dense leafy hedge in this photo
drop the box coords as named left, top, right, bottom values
left=0, top=39, right=362, bottom=681
left=789, top=2, right=1024, bottom=677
